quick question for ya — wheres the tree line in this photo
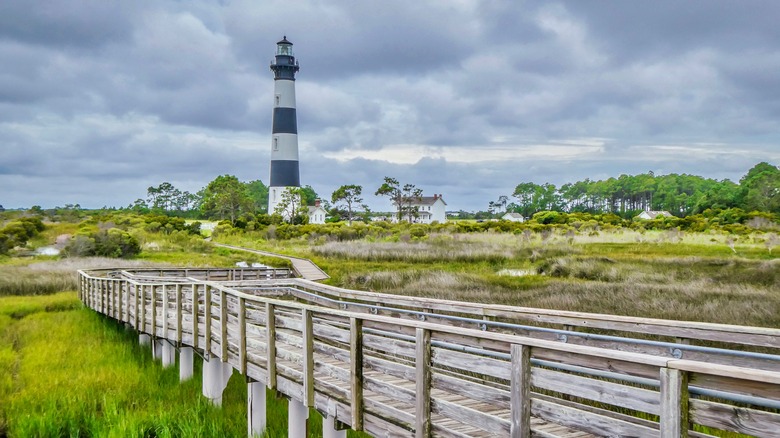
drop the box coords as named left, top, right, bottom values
left=491, top=162, right=779, bottom=219
left=13, top=161, right=772, bottom=226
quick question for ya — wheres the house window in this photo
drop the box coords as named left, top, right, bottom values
left=275, top=95, right=281, bottom=106
left=273, top=137, right=278, bottom=151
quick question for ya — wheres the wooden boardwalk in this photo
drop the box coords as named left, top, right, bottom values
left=213, top=243, right=330, bottom=281
left=79, top=267, right=780, bottom=437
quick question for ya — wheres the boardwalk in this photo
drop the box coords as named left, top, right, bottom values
left=79, top=267, right=780, bottom=437
left=214, top=243, right=330, bottom=281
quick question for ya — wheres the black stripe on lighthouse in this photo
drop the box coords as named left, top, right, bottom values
left=272, top=107, right=297, bottom=134
left=269, top=160, right=300, bottom=187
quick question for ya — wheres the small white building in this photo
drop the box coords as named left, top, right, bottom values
left=307, top=199, right=327, bottom=224
left=501, top=212, right=525, bottom=222
left=636, top=210, right=674, bottom=220
left=393, top=194, right=447, bottom=224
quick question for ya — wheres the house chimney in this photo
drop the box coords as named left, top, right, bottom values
left=315, top=199, right=321, bottom=207
left=433, top=194, right=438, bottom=200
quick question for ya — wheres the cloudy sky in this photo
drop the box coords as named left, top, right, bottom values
left=2, top=1, right=779, bottom=211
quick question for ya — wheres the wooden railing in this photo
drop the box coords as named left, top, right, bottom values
left=79, top=268, right=780, bottom=437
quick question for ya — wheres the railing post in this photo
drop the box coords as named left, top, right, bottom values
left=510, top=344, right=532, bottom=438
left=660, top=368, right=689, bottom=438
left=266, top=303, right=276, bottom=389
left=415, top=328, right=432, bottom=438
left=176, top=284, right=183, bottom=345
left=302, top=308, right=314, bottom=408
left=140, top=284, right=146, bottom=332
left=220, top=289, right=228, bottom=362
left=162, top=284, right=169, bottom=339
left=350, top=317, right=364, bottom=431
left=133, top=283, right=139, bottom=329
left=150, top=285, right=157, bottom=338
left=239, top=297, right=247, bottom=376
left=205, top=285, right=212, bottom=355
left=192, top=285, right=200, bottom=351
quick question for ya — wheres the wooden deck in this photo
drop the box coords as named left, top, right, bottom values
left=79, top=267, right=780, bottom=437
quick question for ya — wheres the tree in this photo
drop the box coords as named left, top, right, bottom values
left=200, top=175, right=252, bottom=224
left=375, top=177, right=423, bottom=222
left=740, top=162, right=780, bottom=213
left=274, top=187, right=306, bottom=223
left=332, top=185, right=364, bottom=225
left=488, top=195, right=509, bottom=216
left=246, top=180, right=270, bottom=213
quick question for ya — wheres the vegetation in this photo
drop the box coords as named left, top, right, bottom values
left=499, top=162, right=779, bottom=218
left=375, top=176, right=423, bottom=221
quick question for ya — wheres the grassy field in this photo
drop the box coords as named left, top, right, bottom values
left=216, top=229, right=780, bottom=328
left=0, top=257, right=355, bottom=438
left=1, top=225, right=777, bottom=437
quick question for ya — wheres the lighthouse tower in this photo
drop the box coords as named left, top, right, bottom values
left=268, top=36, right=301, bottom=215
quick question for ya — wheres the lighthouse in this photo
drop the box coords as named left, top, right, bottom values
left=268, top=36, right=301, bottom=215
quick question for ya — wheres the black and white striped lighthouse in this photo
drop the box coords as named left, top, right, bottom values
left=268, top=36, right=301, bottom=214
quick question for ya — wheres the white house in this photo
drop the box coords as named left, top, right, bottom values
left=393, top=194, right=447, bottom=224
left=636, top=210, right=674, bottom=220
left=501, top=212, right=525, bottom=222
left=307, top=199, right=327, bottom=224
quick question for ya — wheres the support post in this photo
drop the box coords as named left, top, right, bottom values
left=162, top=284, right=169, bottom=339
left=162, top=340, right=175, bottom=368
left=153, top=339, right=163, bottom=361
left=140, top=284, right=146, bottom=332
left=415, top=328, right=432, bottom=438
left=139, top=333, right=151, bottom=346
left=288, top=398, right=308, bottom=438
left=247, top=382, right=267, bottom=437
left=323, top=414, right=346, bottom=438
left=510, top=344, right=532, bottom=438
left=203, top=354, right=225, bottom=406
left=180, top=346, right=194, bottom=381
left=660, top=368, right=689, bottom=438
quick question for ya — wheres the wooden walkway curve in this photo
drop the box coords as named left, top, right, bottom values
left=213, top=242, right=329, bottom=281
left=78, top=267, right=780, bottom=437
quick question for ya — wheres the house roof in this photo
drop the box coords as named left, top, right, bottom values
left=394, top=196, right=447, bottom=206
left=639, top=210, right=673, bottom=219
left=503, top=212, right=523, bottom=219
left=307, top=205, right=327, bottom=214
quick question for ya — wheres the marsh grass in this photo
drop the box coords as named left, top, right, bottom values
left=0, top=258, right=161, bottom=297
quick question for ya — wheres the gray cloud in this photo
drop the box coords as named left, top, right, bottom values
left=1, top=1, right=778, bottom=210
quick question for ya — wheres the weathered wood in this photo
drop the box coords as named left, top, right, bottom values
left=204, top=285, right=212, bottom=355
left=302, top=308, right=314, bottom=407
left=162, top=284, right=169, bottom=338
left=140, top=284, right=146, bottom=332
left=239, top=297, right=247, bottom=375
left=220, top=289, right=228, bottom=362
left=415, top=328, right=432, bottom=438
left=350, top=317, right=364, bottom=431
left=266, top=302, right=277, bottom=389
left=194, top=284, right=201, bottom=350
left=150, top=285, right=157, bottom=337
left=176, top=284, right=183, bottom=344
left=510, top=344, right=531, bottom=438
left=690, top=398, right=780, bottom=437
left=78, top=269, right=780, bottom=438
left=660, top=367, right=689, bottom=438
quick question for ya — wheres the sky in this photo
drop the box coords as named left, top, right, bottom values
left=1, top=0, right=779, bottom=212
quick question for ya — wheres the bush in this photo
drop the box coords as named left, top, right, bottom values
left=63, top=228, right=140, bottom=258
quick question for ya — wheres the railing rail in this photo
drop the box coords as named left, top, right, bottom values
left=79, top=268, right=780, bottom=437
